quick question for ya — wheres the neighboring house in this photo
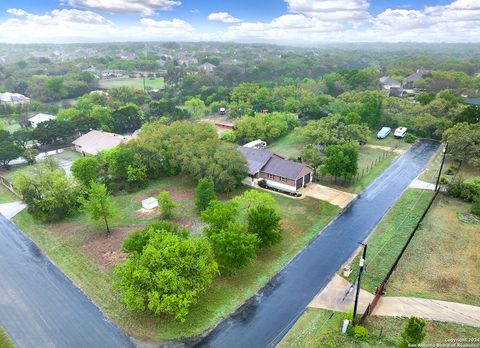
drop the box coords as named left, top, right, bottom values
left=72, top=130, right=130, bottom=156
left=0, top=92, right=30, bottom=105
left=238, top=146, right=313, bottom=193
left=199, top=62, right=216, bottom=73
left=403, top=67, right=425, bottom=89
left=101, top=70, right=124, bottom=79
left=379, top=76, right=403, bottom=97
left=29, top=113, right=56, bottom=128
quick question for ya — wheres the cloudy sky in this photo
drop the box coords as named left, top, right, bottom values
left=0, top=0, right=479, bottom=44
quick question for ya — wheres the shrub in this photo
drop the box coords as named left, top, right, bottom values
left=221, top=130, right=236, bottom=143
left=353, top=325, right=369, bottom=341
left=471, top=196, right=480, bottom=217
left=258, top=179, right=268, bottom=188
left=398, top=316, right=426, bottom=348
left=247, top=205, right=282, bottom=249
left=195, top=178, right=216, bottom=211
left=445, top=163, right=459, bottom=175
left=447, top=176, right=480, bottom=202
left=404, top=133, right=417, bottom=143
left=157, top=191, right=176, bottom=219
left=439, top=176, right=449, bottom=185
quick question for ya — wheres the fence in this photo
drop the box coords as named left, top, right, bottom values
left=359, top=142, right=447, bottom=323
left=0, top=175, right=21, bottom=198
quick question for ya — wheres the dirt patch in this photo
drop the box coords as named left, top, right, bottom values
left=136, top=185, right=194, bottom=203
left=82, top=225, right=143, bottom=269
left=173, top=216, right=205, bottom=235
left=133, top=208, right=160, bottom=219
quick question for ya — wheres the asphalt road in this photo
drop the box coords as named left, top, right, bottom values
left=198, top=139, right=440, bottom=348
left=0, top=216, right=133, bottom=347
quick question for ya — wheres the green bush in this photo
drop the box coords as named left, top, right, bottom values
left=353, top=325, right=369, bottom=341
left=439, top=176, right=449, bottom=185
left=258, top=179, right=268, bottom=188
left=445, top=163, right=459, bottom=175
left=404, top=133, right=417, bottom=143
left=471, top=197, right=480, bottom=217
left=447, top=176, right=480, bottom=202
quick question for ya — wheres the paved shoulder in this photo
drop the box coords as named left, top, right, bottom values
left=0, top=215, right=132, bottom=348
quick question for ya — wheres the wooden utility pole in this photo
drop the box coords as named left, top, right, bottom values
left=435, top=142, right=448, bottom=192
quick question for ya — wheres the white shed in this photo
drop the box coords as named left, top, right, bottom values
left=29, top=113, right=56, bottom=128
left=142, top=197, right=158, bottom=210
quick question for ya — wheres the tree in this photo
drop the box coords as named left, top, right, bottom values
left=184, top=97, right=206, bottom=119
left=209, top=222, right=257, bottom=271
left=71, top=156, right=100, bottom=186
left=321, top=144, right=358, bottom=182
left=443, top=123, right=480, bottom=168
left=0, top=138, right=22, bottom=168
left=157, top=191, right=176, bottom=219
left=301, top=144, right=322, bottom=174
left=201, top=200, right=238, bottom=235
left=112, top=103, right=142, bottom=133
left=247, top=205, right=282, bottom=249
left=13, top=167, right=81, bottom=222
left=398, top=316, right=426, bottom=348
left=81, top=181, right=114, bottom=234
left=115, top=222, right=218, bottom=321
left=195, top=178, right=216, bottom=211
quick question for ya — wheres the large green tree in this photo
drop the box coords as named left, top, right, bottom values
left=71, top=156, right=101, bottom=186
left=115, top=222, right=218, bottom=321
left=247, top=205, right=282, bottom=249
left=321, top=143, right=359, bottom=182
left=443, top=122, right=480, bottom=168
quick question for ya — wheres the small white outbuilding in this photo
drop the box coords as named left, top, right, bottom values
left=142, top=197, right=158, bottom=210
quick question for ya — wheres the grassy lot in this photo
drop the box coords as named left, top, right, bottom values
left=317, top=146, right=397, bottom=194
left=346, top=189, right=435, bottom=292
left=268, top=130, right=309, bottom=160
left=279, top=308, right=480, bottom=348
left=99, top=77, right=165, bottom=90
left=388, top=195, right=480, bottom=306
left=366, top=134, right=411, bottom=150
left=0, top=326, right=15, bottom=348
left=14, top=176, right=340, bottom=340
left=0, top=185, right=18, bottom=203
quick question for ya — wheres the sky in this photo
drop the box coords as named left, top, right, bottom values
left=0, top=0, right=479, bottom=44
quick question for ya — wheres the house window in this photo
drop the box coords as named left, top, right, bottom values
left=268, top=174, right=275, bottom=180
left=280, top=177, right=286, bottom=182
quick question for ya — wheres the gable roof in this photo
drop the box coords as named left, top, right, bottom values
left=72, top=130, right=130, bottom=156
left=238, top=146, right=273, bottom=175
left=238, top=146, right=312, bottom=180
left=29, top=113, right=55, bottom=124
left=261, top=156, right=310, bottom=180
left=379, top=76, right=401, bottom=86
left=404, top=71, right=424, bottom=83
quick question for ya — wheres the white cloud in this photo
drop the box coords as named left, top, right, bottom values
left=285, top=0, right=371, bottom=21
left=140, top=17, right=193, bottom=30
left=66, top=0, right=181, bottom=16
left=208, top=12, right=242, bottom=23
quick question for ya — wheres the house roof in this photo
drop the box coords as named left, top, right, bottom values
left=261, top=156, right=310, bottom=181
left=404, top=71, right=424, bottom=83
left=72, top=130, right=130, bottom=156
left=379, top=76, right=401, bottom=86
left=238, top=146, right=273, bottom=175
left=0, top=92, right=30, bottom=103
left=238, top=146, right=311, bottom=181
left=29, top=113, right=55, bottom=124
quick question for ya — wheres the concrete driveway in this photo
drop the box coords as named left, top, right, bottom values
left=0, top=201, right=26, bottom=220
left=300, top=184, right=357, bottom=208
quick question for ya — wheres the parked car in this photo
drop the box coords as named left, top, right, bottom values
left=219, top=107, right=226, bottom=115
left=394, top=127, right=408, bottom=138
left=377, top=127, right=391, bottom=139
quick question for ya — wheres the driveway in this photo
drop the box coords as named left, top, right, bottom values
left=0, top=215, right=132, bottom=347
left=197, top=140, right=440, bottom=348
left=300, top=184, right=357, bottom=208
left=0, top=201, right=26, bottom=220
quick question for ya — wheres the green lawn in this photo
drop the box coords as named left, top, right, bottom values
left=0, top=185, right=18, bottom=203
left=99, top=77, right=165, bottom=91
left=0, top=150, right=81, bottom=181
left=388, top=195, right=480, bottom=306
left=0, top=326, right=15, bottom=348
left=279, top=308, right=480, bottom=348
left=346, top=189, right=435, bottom=292
left=13, top=176, right=340, bottom=340
left=268, top=130, right=309, bottom=160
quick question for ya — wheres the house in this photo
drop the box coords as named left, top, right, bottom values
left=238, top=146, right=313, bottom=193
left=199, top=62, right=216, bottom=73
left=0, top=92, right=30, bottom=105
left=403, top=67, right=425, bottom=89
left=72, top=130, right=131, bottom=156
left=379, top=76, right=403, bottom=97
left=29, top=113, right=56, bottom=128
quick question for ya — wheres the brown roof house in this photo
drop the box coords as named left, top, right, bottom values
left=238, top=146, right=313, bottom=193
left=72, top=130, right=131, bottom=156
